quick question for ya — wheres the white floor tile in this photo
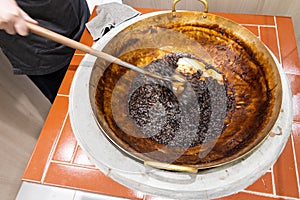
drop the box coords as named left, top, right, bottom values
left=16, top=182, right=132, bottom=200
left=16, top=182, right=76, bottom=200
left=74, top=191, right=131, bottom=200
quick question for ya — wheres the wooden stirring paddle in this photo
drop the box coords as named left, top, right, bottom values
left=26, top=22, right=185, bottom=84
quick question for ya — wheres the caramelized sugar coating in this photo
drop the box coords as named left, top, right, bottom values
left=93, top=12, right=281, bottom=169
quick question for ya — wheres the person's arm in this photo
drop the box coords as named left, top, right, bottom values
left=0, top=0, right=37, bottom=36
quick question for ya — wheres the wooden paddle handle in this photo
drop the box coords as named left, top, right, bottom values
left=26, top=22, right=118, bottom=64
left=26, top=22, right=183, bottom=83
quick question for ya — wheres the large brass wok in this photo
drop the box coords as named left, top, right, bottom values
left=88, top=0, right=282, bottom=171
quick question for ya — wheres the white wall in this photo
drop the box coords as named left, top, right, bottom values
left=0, top=50, right=51, bottom=199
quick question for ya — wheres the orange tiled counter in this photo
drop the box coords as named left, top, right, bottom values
left=22, top=8, right=300, bottom=200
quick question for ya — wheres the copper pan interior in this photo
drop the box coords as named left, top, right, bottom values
left=88, top=11, right=282, bottom=170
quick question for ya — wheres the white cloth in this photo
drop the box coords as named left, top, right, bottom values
left=85, top=2, right=140, bottom=40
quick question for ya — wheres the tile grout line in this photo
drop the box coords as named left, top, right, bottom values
left=50, top=160, right=98, bottom=170
left=70, top=142, right=79, bottom=164
left=270, top=165, right=277, bottom=196
left=57, top=94, right=69, bottom=98
left=74, top=53, right=86, bottom=56
left=40, top=111, right=69, bottom=183
left=291, top=132, right=300, bottom=198
left=241, top=23, right=276, bottom=28
left=257, top=25, right=261, bottom=40
left=241, top=189, right=298, bottom=200
left=274, top=16, right=282, bottom=65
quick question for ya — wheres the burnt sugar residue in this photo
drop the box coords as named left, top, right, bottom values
left=128, top=53, right=232, bottom=148
left=94, top=16, right=278, bottom=167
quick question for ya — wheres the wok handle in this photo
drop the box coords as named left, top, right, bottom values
left=172, top=0, right=208, bottom=13
left=144, top=160, right=198, bottom=173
